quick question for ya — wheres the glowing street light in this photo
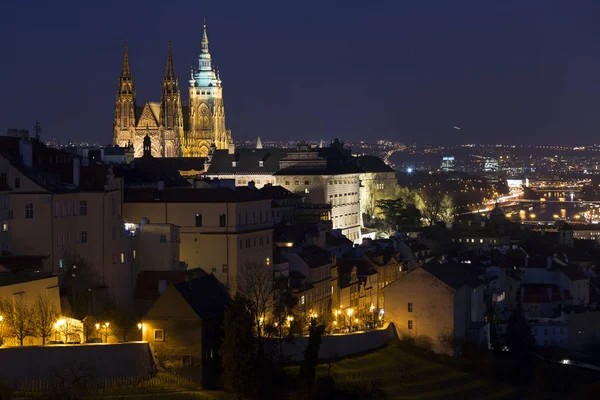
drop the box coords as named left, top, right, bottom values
left=137, top=323, right=142, bottom=330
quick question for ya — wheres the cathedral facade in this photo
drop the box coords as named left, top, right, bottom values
left=113, top=24, right=232, bottom=158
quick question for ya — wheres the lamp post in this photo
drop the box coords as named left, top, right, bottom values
left=104, top=322, right=110, bottom=343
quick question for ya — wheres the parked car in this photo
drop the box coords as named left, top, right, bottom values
left=47, top=340, right=64, bottom=345
left=85, top=338, right=102, bottom=344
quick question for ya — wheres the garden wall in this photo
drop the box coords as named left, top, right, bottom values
left=0, top=342, right=155, bottom=379
left=268, top=323, right=397, bottom=362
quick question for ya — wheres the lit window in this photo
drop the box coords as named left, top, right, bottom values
left=232, top=161, right=237, bottom=167
left=195, top=213, right=203, bottom=227
left=133, top=250, right=136, bottom=259
left=259, top=161, right=264, bottom=167
left=408, top=320, right=413, bottom=330
left=120, top=253, right=125, bottom=263
left=154, top=329, right=165, bottom=341
left=480, top=239, right=484, bottom=244
left=1, top=222, right=7, bottom=232
left=301, top=295, right=305, bottom=305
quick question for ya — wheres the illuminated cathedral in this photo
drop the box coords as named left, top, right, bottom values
left=112, top=24, right=232, bottom=158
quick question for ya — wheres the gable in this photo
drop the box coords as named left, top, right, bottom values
left=137, top=103, right=160, bottom=128
left=143, top=284, right=199, bottom=321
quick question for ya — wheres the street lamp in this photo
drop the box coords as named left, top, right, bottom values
left=137, top=323, right=142, bottom=330
left=104, top=322, right=109, bottom=343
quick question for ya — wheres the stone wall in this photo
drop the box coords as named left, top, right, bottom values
left=0, top=342, right=154, bottom=379
left=268, top=323, right=397, bottom=362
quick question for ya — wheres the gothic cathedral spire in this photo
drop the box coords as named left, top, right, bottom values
left=113, top=42, right=137, bottom=147
left=160, top=42, right=184, bottom=156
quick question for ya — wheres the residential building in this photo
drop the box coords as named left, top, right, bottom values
left=384, top=258, right=489, bottom=354
left=123, top=186, right=273, bottom=291
left=142, top=274, right=230, bottom=387
left=0, top=137, right=135, bottom=310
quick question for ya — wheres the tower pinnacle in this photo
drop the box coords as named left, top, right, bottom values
left=121, top=42, right=132, bottom=77
left=165, top=41, right=175, bottom=79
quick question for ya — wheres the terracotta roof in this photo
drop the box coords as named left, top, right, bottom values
left=0, top=255, right=49, bottom=272
left=174, top=274, right=230, bottom=319
left=421, top=258, right=481, bottom=291
left=299, top=245, right=333, bottom=268
left=133, top=270, right=198, bottom=300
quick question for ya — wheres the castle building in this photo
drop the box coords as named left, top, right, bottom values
left=113, top=24, right=232, bottom=158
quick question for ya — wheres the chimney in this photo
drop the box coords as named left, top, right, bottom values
left=72, top=157, right=80, bottom=187
left=19, top=138, right=32, bottom=168
left=228, top=143, right=235, bottom=155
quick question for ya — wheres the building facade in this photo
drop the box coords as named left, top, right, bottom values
left=113, top=24, right=231, bottom=158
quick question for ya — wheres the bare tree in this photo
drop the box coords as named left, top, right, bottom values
left=57, top=317, right=81, bottom=343
left=438, top=329, right=457, bottom=357
left=32, top=293, right=59, bottom=345
left=237, top=261, right=274, bottom=340
left=421, top=189, right=454, bottom=226
left=0, top=297, right=34, bottom=346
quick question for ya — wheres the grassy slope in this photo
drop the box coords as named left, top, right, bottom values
left=308, top=345, right=520, bottom=400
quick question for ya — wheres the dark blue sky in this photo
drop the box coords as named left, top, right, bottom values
left=2, top=0, right=600, bottom=145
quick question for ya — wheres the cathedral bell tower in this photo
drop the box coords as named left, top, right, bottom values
left=159, top=42, right=184, bottom=157
left=113, top=43, right=137, bottom=147
left=185, top=22, right=232, bottom=157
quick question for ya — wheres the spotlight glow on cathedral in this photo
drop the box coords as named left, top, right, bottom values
left=113, top=23, right=232, bottom=158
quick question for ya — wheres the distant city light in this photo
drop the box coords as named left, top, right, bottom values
left=406, top=167, right=414, bottom=174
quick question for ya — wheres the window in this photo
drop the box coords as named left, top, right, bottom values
left=408, top=302, right=413, bottom=312
left=79, top=201, right=87, bottom=216
left=211, top=267, right=217, bottom=273
left=2, top=222, right=7, bottom=232
left=133, top=250, right=136, bottom=259
left=195, top=213, right=202, bottom=227
left=160, top=234, right=167, bottom=243
left=0, top=173, right=5, bottom=183
left=25, top=202, right=34, bottom=219
left=259, top=161, right=264, bottom=167
left=120, top=253, right=125, bottom=263
left=301, top=295, right=305, bottom=305
left=239, top=240, right=243, bottom=249
left=222, top=264, right=228, bottom=273
left=408, top=320, right=413, bottom=330
left=154, top=329, right=165, bottom=341
left=219, top=214, right=226, bottom=227
left=232, top=161, right=237, bottom=167
left=14, top=177, right=20, bottom=189
left=182, top=355, right=192, bottom=366
left=304, top=180, right=309, bottom=185
left=246, top=239, right=250, bottom=247
left=80, top=231, right=87, bottom=243
left=112, top=254, right=117, bottom=264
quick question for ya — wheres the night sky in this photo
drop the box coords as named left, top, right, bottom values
left=2, top=0, right=600, bottom=145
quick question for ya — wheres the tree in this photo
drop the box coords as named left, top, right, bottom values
left=437, top=329, right=457, bottom=357
left=505, top=306, right=535, bottom=384
left=270, top=277, right=298, bottom=357
left=299, top=319, right=326, bottom=390
left=0, top=297, right=34, bottom=346
left=56, top=317, right=82, bottom=343
left=221, top=294, right=256, bottom=397
left=421, top=188, right=454, bottom=226
left=376, top=198, right=422, bottom=235
left=60, top=252, right=97, bottom=319
left=32, top=293, right=59, bottom=345
left=237, top=261, right=274, bottom=342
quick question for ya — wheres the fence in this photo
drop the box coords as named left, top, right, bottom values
left=0, top=371, right=201, bottom=397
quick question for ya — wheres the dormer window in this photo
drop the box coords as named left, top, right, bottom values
left=259, top=161, right=264, bottom=167
left=232, top=161, right=237, bottom=167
